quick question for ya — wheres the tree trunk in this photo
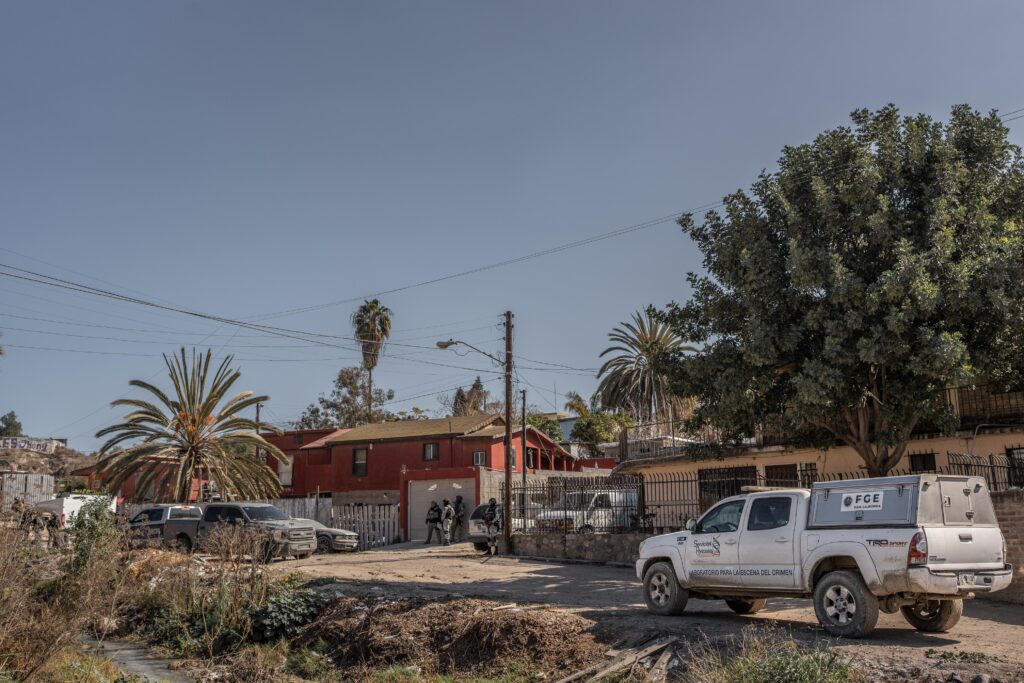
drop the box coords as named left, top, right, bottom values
left=367, top=367, right=374, bottom=423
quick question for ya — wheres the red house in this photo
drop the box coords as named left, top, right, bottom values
left=263, top=414, right=591, bottom=540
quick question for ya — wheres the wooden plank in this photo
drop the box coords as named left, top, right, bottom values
left=643, top=647, right=675, bottom=683
left=586, top=637, right=677, bottom=682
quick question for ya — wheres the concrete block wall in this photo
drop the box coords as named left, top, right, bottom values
left=512, top=532, right=647, bottom=566
left=983, top=489, right=1024, bottom=604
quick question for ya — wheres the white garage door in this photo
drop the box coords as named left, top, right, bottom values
left=407, top=478, right=476, bottom=541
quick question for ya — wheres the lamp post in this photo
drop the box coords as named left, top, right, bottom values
left=437, top=310, right=513, bottom=548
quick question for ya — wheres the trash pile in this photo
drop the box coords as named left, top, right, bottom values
left=299, top=594, right=604, bottom=677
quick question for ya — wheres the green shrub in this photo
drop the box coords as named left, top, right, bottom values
left=250, top=584, right=329, bottom=641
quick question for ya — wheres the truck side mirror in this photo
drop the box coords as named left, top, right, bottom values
left=685, top=518, right=696, bottom=531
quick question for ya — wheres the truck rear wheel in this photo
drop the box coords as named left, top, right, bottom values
left=175, top=534, right=193, bottom=552
left=726, top=598, right=767, bottom=615
left=901, top=599, right=962, bottom=632
left=813, top=570, right=879, bottom=638
left=643, top=562, right=688, bottom=616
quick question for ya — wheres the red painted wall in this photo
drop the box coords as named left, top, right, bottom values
left=265, top=428, right=578, bottom=497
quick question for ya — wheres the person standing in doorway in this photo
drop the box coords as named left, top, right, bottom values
left=440, top=499, right=455, bottom=546
left=452, top=495, right=467, bottom=543
left=424, top=501, right=442, bottom=544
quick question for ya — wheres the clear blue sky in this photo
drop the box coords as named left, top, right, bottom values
left=3, top=1, right=1024, bottom=451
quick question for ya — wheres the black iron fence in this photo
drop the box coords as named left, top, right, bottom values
left=511, top=452, right=1023, bottom=536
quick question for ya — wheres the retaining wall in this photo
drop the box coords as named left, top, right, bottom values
left=512, top=532, right=647, bottom=566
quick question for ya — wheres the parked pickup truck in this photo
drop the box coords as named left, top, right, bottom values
left=166, top=503, right=317, bottom=559
left=636, top=475, right=1012, bottom=637
left=125, top=504, right=203, bottom=545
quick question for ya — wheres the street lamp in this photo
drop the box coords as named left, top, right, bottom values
left=437, top=311, right=514, bottom=549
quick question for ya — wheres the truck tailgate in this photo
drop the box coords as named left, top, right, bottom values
left=924, top=526, right=1004, bottom=571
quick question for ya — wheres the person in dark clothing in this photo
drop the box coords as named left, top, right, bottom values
left=483, top=498, right=500, bottom=555
left=452, top=495, right=467, bottom=542
left=425, top=501, right=442, bottom=544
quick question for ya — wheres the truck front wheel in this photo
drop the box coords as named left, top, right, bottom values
left=643, top=562, right=688, bottom=616
left=813, top=570, right=879, bottom=638
left=901, top=599, right=962, bottom=632
left=726, top=598, right=767, bottom=615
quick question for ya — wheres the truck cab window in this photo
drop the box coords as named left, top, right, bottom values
left=747, top=497, right=792, bottom=531
left=694, top=500, right=745, bottom=533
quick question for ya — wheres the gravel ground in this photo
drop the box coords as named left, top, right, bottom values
left=286, top=541, right=1024, bottom=682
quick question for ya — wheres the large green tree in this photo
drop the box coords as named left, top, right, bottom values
left=352, top=299, right=393, bottom=423
left=564, top=391, right=634, bottom=455
left=296, top=366, right=396, bottom=429
left=0, top=411, right=23, bottom=437
left=95, top=348, right=287, bottom=502
left=663, top=105, right=1024, bottom=476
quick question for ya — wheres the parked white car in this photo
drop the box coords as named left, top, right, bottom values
left=535, top=489, right=639, bottom=533
left=35, top=494, right=116, bottom=526
left=636, top=475, right=1011, bottom=637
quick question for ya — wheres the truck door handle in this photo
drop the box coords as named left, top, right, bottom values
left=723, top=539, right=737, bottom=545
left=775, top=537, right=790, bottom=543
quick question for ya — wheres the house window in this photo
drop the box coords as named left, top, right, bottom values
left=352, top=448, right=367, bottom=477
left=510, top=446, right=516, bottom=467
left=698, top=466, right=757, bottom=501
left=763, top=464, right=798, bottom=487
left=423, top=443, right=439, bottom=461
left=910, top=452, right=937, bottom=473
left=473, top=451, right=487, bottom=467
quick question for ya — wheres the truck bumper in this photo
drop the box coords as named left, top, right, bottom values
left=275, top=541, right=316, bottom=557
left=906, top=564, right=1013, bottom=595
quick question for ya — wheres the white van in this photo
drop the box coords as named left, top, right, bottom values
left=34, top=494, right=116, bottom=526
left=534, top=489, right=639, bottom=533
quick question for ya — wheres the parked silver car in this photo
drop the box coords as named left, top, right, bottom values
left=295, top=518, right=359, bottom=553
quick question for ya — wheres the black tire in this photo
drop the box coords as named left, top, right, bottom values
left=643, top=562, right=688, bottom=616
left=472, top=542, right=489, bottom=552
left=813, top=570, right=879, bottom=638
left=316, top=535, right=332, bottom=554
left=175, top=534, right=193, bottom=552
left=726, top=598, right=767, bottom=615
left=900, top=599, right=963, bottom=632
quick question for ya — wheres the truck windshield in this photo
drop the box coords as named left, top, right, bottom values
left=243, top=506, right=289, bottom=521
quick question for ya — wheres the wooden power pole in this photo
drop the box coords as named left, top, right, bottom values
left=503, top=310, right=513, bottom=548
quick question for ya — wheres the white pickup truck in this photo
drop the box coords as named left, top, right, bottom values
left=636, top=474, right=1012, bottom=637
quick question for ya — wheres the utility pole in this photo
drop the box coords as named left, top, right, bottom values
left=503, top=310, right=514, bottom=549
left=521, top=388, right=528, bottom=528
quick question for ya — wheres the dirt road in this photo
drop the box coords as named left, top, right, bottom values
left=287, top=542, right=1024, bottom=682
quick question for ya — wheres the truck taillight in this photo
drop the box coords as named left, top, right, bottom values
left=60, top=513, right=65, bottom=527
left=908, top=531, right=928, bottom=566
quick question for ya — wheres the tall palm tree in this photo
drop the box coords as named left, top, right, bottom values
left=352, top=299, right=392, bottom=422
left=597, top=310, right=696, bottom=424
left=95, top=348, right=287, bottom=502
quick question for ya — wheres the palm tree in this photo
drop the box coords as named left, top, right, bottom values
left=597, top=310, right=695, bottom=424
left=352, top=299, right=392, bottom=422
left=95, top=348, right=288, bottom=502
